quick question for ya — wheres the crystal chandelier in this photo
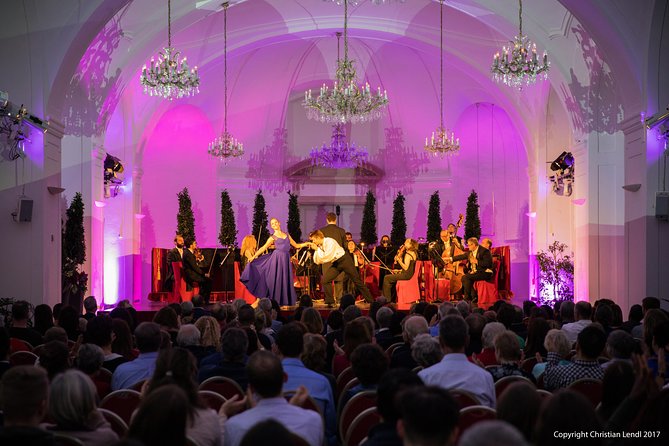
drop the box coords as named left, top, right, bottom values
left=310, top=124, right=368, bottom=169
left=304, top=0, right=389, bottom=124
left=424, top=0, right=459, bottom=157
left=208, top=2, right=243, bottom=162
left=491, top=0, right=549, bottom=89
left=140, top=0, right=200, bottom=99
left=325, top=0, right=405, bottom=5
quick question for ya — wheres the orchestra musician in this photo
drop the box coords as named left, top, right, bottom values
left=163, top=234, right=184, bottom=291
left=434, top=224, right=464, bottom=257
left=445, top=237, right=493, bottom=303
left=239, top=235, right=257, bottom=273
left=182, top=237, right=212, bottom=304
left=346, top=240, right=366, bottom=295
left=319, top=213, right=347, bottom=305
left=372, top=235, right=395, bottom=289
left=382, top=238, right=418, bottom=302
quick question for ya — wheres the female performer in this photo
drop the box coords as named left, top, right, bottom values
left=382, top=238, right=418, bottom=301
left=237, top=235, right=258, bottom=304
left=240, top=218, right=304, bottom=307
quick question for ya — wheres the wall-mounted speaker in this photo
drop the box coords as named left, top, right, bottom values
left=656, top=192, right=669, bottom=221
left=18, top=198, right=33, bottom=222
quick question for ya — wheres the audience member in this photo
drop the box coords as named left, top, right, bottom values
left=75, top=343, right=110, bottom=398
left=9, top=300, right=43, bottom=347
left=375, top=306, right=395, bottom=349
left=390, top=315, right=428, bottom=370
left=198, top=327, right=249, bottom=389
left=594, top=303, right=614, bottom=335
left=339, top=294, right=356, bottom=312
left=561, top=301, right=593, bottom=345
left=411, top=333, right=443, bottom=369
left=111, top=322, right=161, bottom=390
left=324, top=310, right=344, bottom=367
left=602, top=329, right=636, bottom=369
left=597, top=360, right=634, bottom=422
left=34, top=304, right=55, bottom=336
left=341, top=343, right=388, bottom=408
left=464, top=313, right=486, bottom=356
left=333, top=317, right=372, bottom=377
left=544, top=324, right=606, bottom=390
left=127, top=384, right=189, bottom=446
left=496, top=382, right=541, bottom=443
left=44, top=326, right=68, bottom=344
left=487, top=330, right=535, bottom=383
left=631, top=297, right=661, bottom=339
left=238, top=304, right=271, bottom=350
left=459, top=420, right=529, bottom=446
left=473, top=321, right=505, bottom=366
left=258, top=298, right=282, bottom=335
left=301, top=333, right=335, bottom=393
left=524, top=317, right=550, bottom=358
left=177, top=323, right=211, bottom=364
left=301, top=307, right=324, bottom=335
left=111, top=318, right=136, bottom=361
left=85, top=315, right=127, bottom=372
left=58, top=305, right=81, bottom=341
left=397, top=386, right=459, bottom=446
left=196, top=316, right=222, bottom=352
left=39, top=340, right=70, bottom=380
left=181, top=301, right=195, bottom=325
left=0, top=328, right=10, bottom=379
left=82, top=297, right=98, bottom=321
left=558, top=301, right=575, bottom=326
left=191, top=294, right=210, bottom=320
left=641, top=308, right=668, bottom=353
left=620, top=304, right=643, bottom=333
left=532, top=329, right=571, bottom=379
left=535, top=390, right=603, bottom=446
left=456, top=300, right=471, bottom=319
left=153, top=306, right=180, bottom=344
left=240, top=419, right=299, bottom=446
left=429, top=303, right=454, bottom=337
left=419, top=315, right=496, bottom=407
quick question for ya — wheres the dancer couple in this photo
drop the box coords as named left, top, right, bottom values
left=240, top=217, right=372, bottom=307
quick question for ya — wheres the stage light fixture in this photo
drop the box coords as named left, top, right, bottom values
left=645, top=105, right=669, bottom=129
left=103, top=153, right=124, bottom=198
left=550, top=151, right=574, bottom=171
left=548, top=151, right=574, bottom=197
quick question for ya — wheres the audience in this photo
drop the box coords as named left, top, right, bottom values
left=82, top=296, right=98, bottom=321
left=390, top=315, right=428, bottom=370
left=239, top=419, right=301, bottom=446
left=597, top=360, right=635, bottom=422
left=459, top=420, right=529, bottom=446
left=544, top=324, right=606, bottom=390
left=0, top=366, right=52, bottom=444
left=8, top=300, right=43, bottom=347
left=375, top=306, right=395, bottom=349
left=127, top=384, right=190, bottom=446
left=75, top=343, right=110, bottom=398
left=153, top=306, right=180, bottom=344
left=464, top=313, right=486, bottom=356
left=621, top=304, right=643, bottom=333
left=532, top=329, right=571, bottom=379
left=535, top=390, right=603, bottom=446
left=411, top=333, right=443, bottom=369
left=487, top=330, right=535, bottom=382
left=111, top=318, right=136, bottom=361
left=341, top=343, right=388, bottom=408
left=524, top=317, right=550, bottom=358
left=43, top=327, right=68, bottom=345
left=301, top=333, right=335, bottom=392
left=58, top=305, right=81, bottom=342
left=333, top=317, right=372, bottom=377
left=85, top=315, right=128, bottom=372
left=177, top=324, right=210, bottom=364
left=496, top=381, right=541, bottom=442
left=631, top=296, right=661, bottom=339
left=198, top=327, right=249, bottom=388
left=397, top=386, right=459, bottom=446
left=561, top=301, right=592, bottom=345
left=474, top=321, right=505, bottom=366
left=301, top=307, right=324, bottom=335
left=602, top=329, right=636, bottom=369
left=33, top=304, right=55, bottom=336
left=39, top=341, right=71, bottom=380
left=111, top=322, right=161, bottom=390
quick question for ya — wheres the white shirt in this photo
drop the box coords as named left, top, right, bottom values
left=561, top=319, right=592, bottom=345
left=313, top=237, right=345, bottom=265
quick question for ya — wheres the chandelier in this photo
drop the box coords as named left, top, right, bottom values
left=208, top=2, right=243, bottom=162
left=424, top=0, right=459, bottom=157
left=304, top=0, right=389, bottom=124
left=491, top=0, right=549, bottom=89
left=140, top=0, right=200, bottom=99
left=310, top=124, right=368, bottom=169
left=325, top=0, right=405, bottom=5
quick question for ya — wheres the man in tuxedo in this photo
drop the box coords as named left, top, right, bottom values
left=446, top=237, right=493, bottom=302
left=182, top=237, right=212, bottom=304
left=163, top=234, right=185, bottom=292
left=319, top=213, right=347, bottom=305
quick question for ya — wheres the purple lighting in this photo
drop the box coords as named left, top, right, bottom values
left=310, top=124, right=368, bottom=169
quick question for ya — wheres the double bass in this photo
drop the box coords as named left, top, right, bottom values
left=442, top=214, right=465, bottom=294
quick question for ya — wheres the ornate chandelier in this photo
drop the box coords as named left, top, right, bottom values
left=325, top=0, right=405, bottom=5
left=310, top=124, right=368, bottom=169
left=424, top=0, right=459, bottom=157
left=491, top=0, right=549, bottom=89
left=208, top=2, right=243, bottom=162
left=304, top=0, right=388, bottom=124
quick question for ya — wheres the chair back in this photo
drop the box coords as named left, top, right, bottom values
left=568, top=378, right=603, bottom=407
left=100, top=389, right=142, bottom=425
left=9, top=350, right=38, bottom=366
left=339, top=390, right=377, bottom=440
left=54, top=433, right=85, bottom=446
left=520, top=357, right=540, bottom=374
left=129, top=379, right=147, bottom=392
left=9, top=337, right=33, bottom=354
left=396, top=262, right=422, bottom=310
left=199, top=376, right=245, bottom=400
left=344, top=407, right=381, bottom=446
left=384, top=342, right=404, bottom=358
left=337, top=378, right=360, bottom=411
left=457, top=405, right=497, bottom=439
left=199, top=390, right=227, bottom=411
left=97, top=368, right=113, bottom=382
left=98, top=408, right=129, bottom=438
left=335, top=366, right=356, bottom=398
left=494, top=375, right=534, bottom=399
left=449, top=389, right=481, bottom=409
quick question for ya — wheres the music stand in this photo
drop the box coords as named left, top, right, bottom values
left=428, top=247, right=447, bottom=302
left=219, top=247, right=234, bottom=302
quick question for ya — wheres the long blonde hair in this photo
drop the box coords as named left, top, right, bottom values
left=240, top=235, right=257, bottom=258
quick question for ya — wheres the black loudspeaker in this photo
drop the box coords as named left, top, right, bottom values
left=656, top=192, right=669, bottom=221
left=336, top=205, right=341, bottom=216
left=18, top=199, right=33, bottom=222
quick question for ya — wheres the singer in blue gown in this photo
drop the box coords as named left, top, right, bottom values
left=240, top=218, right=305, bottom=306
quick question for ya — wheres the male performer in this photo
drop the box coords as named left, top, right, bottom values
left=182, top=237, right=212, bottom=304
left=319, top=213, right=347, bottom=305
left=163, top=234, right=185, bottom=291
left=307, top=230, right=373, bottom=306
left=445, top=237, right=493, bottom=302
left=437, top=224, right=463, bottom=254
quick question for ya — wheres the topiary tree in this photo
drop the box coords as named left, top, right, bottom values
left=62, top=192, right=87, bottom=309
left=218, top=189, right=237, bottom=247
left=287, top=191, right=302, bottom=242
left=360, top=190, right=378, bottom=245
left=426, top=191, right=442, bottom=242
left=252, top=190, right=270, bottom=247
left=390, top=192, right=407, bottom=247
left=536, top=241, right=574, bottom=305
left=177, top=187, right=196, bottom=242
left=464, top=189, right=481, bottom=240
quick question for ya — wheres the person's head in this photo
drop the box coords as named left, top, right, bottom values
left=112, top=318, right=134, bottom=359
left=350, top=344, right=388, bottom=386
left=574, top=301, right=592, bottom=321
left=240, top=419, right=298, bottom=446
left=83, top=296, right=97, bottom=314
left=185, top=237, right=197, bottom=250
left=559, top=301, right=575, bottom=324
left=481, top=322, right=506, bottom=349
left=403, top=315, right=429, bottom=344
left=494, top=331, right=522, bottom=364
left=606, top=330, right=635, bottom=360
left=339, top=294, right=356, bottom=311
left=240, top=235, right=257, bottom=256
left=326, top=212, right=337, bottom=224
left=404, top=238, right=418, bottom=252
left=276, top=322, right=305, bottom=357
left=181, top=301, right=194, bottom=317
left=301, top=333, right=327, bottom=371
left=480, top=238, right=493, bottom=250
left=496, top=382, right=541, bottom=443
left=576, top=324, right=607, bottom=360
left=247, top=350, right=284, bottom=398
left=135, top=322, right=162, bottom=354
left=380, top=235, right=390, bottom=246
left=439, top=315, right=468, bottom=353
left=237, top=304, right=256, bottom=326
left=34, top=304, right=54, bottom=334
left=298, top=294, right=313, bottom=308
left=11, top=300, right=31, bottom=323
left=343, top=304, right=362, bottom=323
left=148, top=347, right=200, bottom=409
left=411, top=333, right=443, bottom=368
left=525, top=317, right=550, bottom=356
left=300, top=307, right=324, bottom=335
left=544, top=329, right=572, bottom=358
left=466, top=237, right=479, bottom=251
left=39, top=341, right=71, bottom=380
left=58, top=305, right=79, bottom=338
left=343, top=318, right=372, bottom=357
left=642, top=297, right=661, bottom=314
left=84, top=315, right=114, bottom=348
left=345, top=232, right=353, bottom=241
left=535, top=390, right=602, bottom=446
left=195, top=316, right=221, bottom=351
left=48, top=369, right=98, bottom=429
left=461, top=421, right=529, bottom=446
left=326, top=310, right=344, bottom=331
left=599, top=361, right=634, bottom=421
left=347, top=240, right=357, bottom=252
left=76, top=343, right=104, bottom=375
left=398, top=386, right=459, bottom=446
left=465, top=313, right=486, bottom=342
left=177, top=324, right=201, bottom=347
left=45, top=326, right=69, bottom=344
left=456, top=300, right=471, bottom=319
left=128, top=384, right=189, bottom=446
left=376, top=306, right=393, bottom=329
left=269, top=217, right=281, bottom=231
left=154, top=307, right=180, bottom=330
left=221, top=327, right=248, bottom=362
left=376, top=368, right=424, bottom=425
left=0, top=366, right=49, bottom=427
left=594, top=304, right=613, bottom=328
left=191, top=294, right=204, bottom=309
left=628, top=304, right=643, bottom=323
left=643, top=309, right=669, bottom=351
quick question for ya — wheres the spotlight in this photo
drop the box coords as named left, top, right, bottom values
left=104, top=153, right=124, bottom=198
left=645, top=105, right=669, bottom=129
left=548, top=151, right=574, bottom=197
left=550, top=151, right=574, bottom=171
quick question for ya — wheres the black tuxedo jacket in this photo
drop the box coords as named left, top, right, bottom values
left=182, top=248, right=206, bottom=283
left=320, top=224, right=347, bottom=250
left=433, top=236, right=463, bottom=256
left=163, top=247, right=183, bottom=291
left=452, top=246, right=493, bottom=273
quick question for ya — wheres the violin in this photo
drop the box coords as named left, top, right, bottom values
left=194, top=247, right=205, bottom=263
left=394, top=245, right=406, bottom=264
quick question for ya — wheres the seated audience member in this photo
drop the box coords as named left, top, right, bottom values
left=127, top=385, right=189, bottom=446
left=602, top=329, right=636, bottom=369
left=146, top=347, right=222, bottom=446
left=301, top=307, right=324, bottom=335
left=487, top=331, right=535, bottom=383
left=620, top=304, right=643, bottom=333
left=9, top=300, right=43, bottom=347
left=82, top=296, right=98, bottom=321
left=111, top=322, right=161, bottom=390
left=532, top=329, right=572, bottom=379
left=39, top=341, right=71, bottom=380
left=411, top=333, right=443, bottom=369
left=258, top=298, right=282, bottom=335
left=301, top=333, right=335, bottom=393
left=631, top=296, right=661, bottom=339
left=459, top=420, right=529, bottom=446
left=191, top=294, right=210, bottom=321
left=153, top=306, right=180, bottom=345
left=276, top=322, right=336, bottom=445
left=0, top=366, right=53, bottom=445
left=34, top=304, right=55, bottom=336
left=465, top=313, right=487, bottom=356
left=111, top=318, right=136, bottom=361
left=496, top=382, right=541, bottom=442
left=419, top=315, right=496, bottom=408
left=642, top=309, right=669, bottom=354
left=340, top=344, right=388, bottom=408
left=43, top=370, right=118, bottom=446
left=176, top=324, right=210, bottom=364
left=196, top=316, right=222, bottom=353
left=333, top=317, right=372, bottom=377
left=375, top=306, right=395, bottom=350
left=325, top=310, right=344, bottom=367
left=524, top=317, right=550, bottom=358
left=397, top=386, right=459, bottom=446
left=0, top=328, right=11, bottom=379
left=223, top=351, right=323, bottom=446
left=561, top=301, right=592, bottom=345
left=390, top=315, right=429, bottom=370
left=85, top=315, right=128, bottom=373
left=57, top=305, right=81, bottom=342
left=597, top=361, right=635, bottom=422
left=43, top=327, right=68, bottom=345
left=198, top=327, right=249, bottom=389
left=594, top=303, right=614, bottom=335
left=558, top=301, right=575, bottom=326
left=429, top=303, right=455, bottom=337
left=181, top=301, right=195, bottom=325
left=472, top=321, right=505, bottom=366
left=535, top=390, right=603, bottom=446
left=238, top=304, right=271, bottom=350
left=75, top=343, right=110, bottom=398
left=456, top=301, right=471, bottom=319
left=544, top=324, right=606, bottom=390
left=240, top=419, right=300, bottom=446
left=365, top=369, right=424, bottom=446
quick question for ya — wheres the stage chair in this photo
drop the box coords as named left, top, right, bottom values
left=100, top=389, right=142, bottom=425
left=344, top=407, right=381, bottom=446
left=199, top=376, right=245, bottom=400
left=338, top=390, right=377, bottom=440
left=449, top=389, right=481, bottom=409
left=199, top=390, right=227, bottom=411
left=473, top=259, right=501, bottom=309
left=396, top=264, right=421, bottom=311
left=494, top=375, right=535, bottom=400
left=234, top=261, right=257, bottom=304
left=98, top=408, right=129, bottom=438
left=173, top=261, right=200, bottom=303
left=9, top=350, right=38, bottom=366
left=568, top=378, right=603, bottom=407
left=457, top=405, right=497, bottom=439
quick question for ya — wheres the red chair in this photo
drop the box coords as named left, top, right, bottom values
left=457, top=405, right=497, bottom=438
left=9, top=338, right=33, bottom=354
left=536, top=389, right=553, bottom=400
left=54, top=433, right=85, bottom=446
left=338, top=390, right=377, bottom=440
left=199, top=376, right=245, bottom=400
left=344, top=407, right=381, bottom=446
left=98, top=408, right=129, bottom=438
left=9, top=350, right=38, bottom=366
left=494, top=375, right=534, bottom=400
left=474, top=259, right=501, bottom=309
left=173, top=261, right=199, bottom=303
left=199, top=390, right=227, bottom=411
left=100, top=389, right=142, bottom=425
left=396, top=262, right=421, bottom=310
left=335, top=366, right=356, bottom=398
left=520, top=357, right=542, bottom=374
left=568, top=378, right=603, bottom=407
left=129, top=379, right=148, bottom=392
left=384, top=342, right=404, bottom=358
left=234, top=261, right=257, bottom=304
left=449, top=389, right=481, bottom=409
left=337, top=378, right=360, bottom=411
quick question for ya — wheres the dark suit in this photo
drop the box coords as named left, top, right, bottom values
left=452, top=246, right=493, bottom=301
left=319, top=223, right=347, bottom=304
left=163, top=247, right=183, bottom=291
left=182, top=248, right=212, bottom=303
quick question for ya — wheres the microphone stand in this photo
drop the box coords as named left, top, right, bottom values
left=219, top=247, right=233, bottom=302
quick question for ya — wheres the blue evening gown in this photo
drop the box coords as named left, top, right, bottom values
left=240, top=235, right=297, bottom=306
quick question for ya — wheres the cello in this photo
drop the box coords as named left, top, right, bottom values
left=442, top=214, right=465, bottom=295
